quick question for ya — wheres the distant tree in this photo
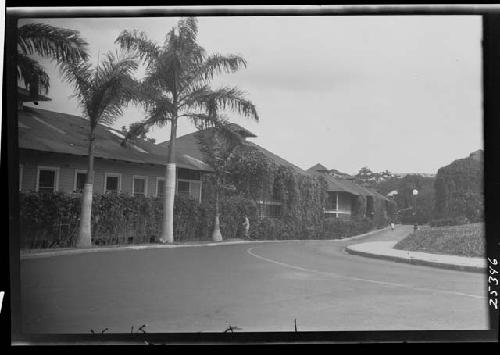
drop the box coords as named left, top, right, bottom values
left=379, top=170, right=393, bottom=180
left=17, top=23, right=89, bottom=99
left=373, top=174, right=435, bottom=224
left=121, top=123, right=156, bottom=144
left=355, top=166, right=384, bottom=187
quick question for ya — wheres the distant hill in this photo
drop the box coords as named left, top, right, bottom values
left=392, top=172, right=436, bottom=178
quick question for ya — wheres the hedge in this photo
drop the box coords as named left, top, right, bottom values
left=19, top=192, right=252, bottom=248
left=434, top=156, right=483, bottom=222
left=429, top=216, right=470, bottom=227
left=19, top=190, right=390, bottom=249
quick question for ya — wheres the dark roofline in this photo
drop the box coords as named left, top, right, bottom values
left=17, top=87, right=51, bottom=103
left=225, top=123, right=257, bottom=138
left=18, top=106, right=213, bottom=172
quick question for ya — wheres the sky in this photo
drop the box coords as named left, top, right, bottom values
left=19, top=15, right=483, bottom=175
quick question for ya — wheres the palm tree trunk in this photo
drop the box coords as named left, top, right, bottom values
left=212, top=188, right=223, bottom=242
left=77, top=130, right=95, bottom=248
left=160, top=117, right=177, bottom=244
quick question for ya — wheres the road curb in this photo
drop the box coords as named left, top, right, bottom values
left=20, top=227, right=391, bottom=260
left=345, top=245, right=486, bottom=273
left=20, top=240, right=282, bottom=259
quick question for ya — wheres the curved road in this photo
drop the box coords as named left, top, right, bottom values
left=20, top=225, right=488, bottom=333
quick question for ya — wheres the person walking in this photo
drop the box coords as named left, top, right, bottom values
left=390, top=222, right=395, bottom=231
left=242, top=215, right=250, bottom=240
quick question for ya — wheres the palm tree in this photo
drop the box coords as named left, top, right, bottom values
left=197, top=122, right=244, bottom=241
left=116, top=17, right=259, bottom=244
left=17, top=23, right=89, bottom=99
left=60, top=52, right=138, bottom=247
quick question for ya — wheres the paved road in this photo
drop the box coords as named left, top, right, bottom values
left=19, top=225, right=488, bottom=333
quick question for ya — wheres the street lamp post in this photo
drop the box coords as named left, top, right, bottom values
left=412, top=188, right=419, bottom=231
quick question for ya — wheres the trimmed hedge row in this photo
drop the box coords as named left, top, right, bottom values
left=19, top=191, right=387, bottom=249
left=250, top=216, right=378, bottom=241
left=19, top=192, right=266, bottom=248
left=19, top=192, right=211, bottom=248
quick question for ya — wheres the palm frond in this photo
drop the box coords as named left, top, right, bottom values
left=62, top=51, right=138, bottom=128
left=185, top=54, right=247, bottom=90
left=115, top=30, right=161, bottom=67
left=184, top=86, right=259, bottom=122
left=18, top=23, right=89, bottom=63
left=120, top=111, right=170, bottom=147
left=178, top=17, right=198, bottom=42
left=17, top=52, right=51, bottom=97
left=88, top=53, right=139, bottom=126
left=59, top=58, right=93, bottom=104
left=183, top=112, right=221, bottom=130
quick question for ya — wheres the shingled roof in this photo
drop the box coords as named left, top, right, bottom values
left=157, top=127, right=307, bottom=175
left=307, top=163, right=328, bottom=173
left=307, top=164, right=389, bottom=200
left=17, top=106, right=213, bottom=172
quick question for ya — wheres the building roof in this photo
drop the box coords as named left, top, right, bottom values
left=17, top=106, right=213, bottom=172
left=157, top=128, right=307, bottom=175
left=225, top=123, right=257, bottom=138
left=17, top=87, right=52, bottom=103
left=307, top=163, right=328, bottom=173
left=308, top=165, right=389, bottom=201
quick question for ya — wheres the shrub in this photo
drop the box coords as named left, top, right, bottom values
left=203, top=194, right=258, bottom=240
left=19, top=191, right=80, bottom=248
left=394, top=223, right=485, bottom=257
left=434, top=155, right=483, bottom=222
left=321, top=216, right=373, bottom=240
left=19, top=191, right=259, bottom=248
left=250, top=217, right=287, bottom=240
left=429, top=216, right=470, bottom=227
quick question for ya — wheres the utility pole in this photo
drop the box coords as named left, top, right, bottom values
left=412, top=188, right=419, bottom=230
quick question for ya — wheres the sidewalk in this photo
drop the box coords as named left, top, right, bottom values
left=345, top=240, right=487, bottom=273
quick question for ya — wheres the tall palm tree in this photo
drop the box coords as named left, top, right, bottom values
left=60, top=52, right=138, bottom=247
left=116, top=17, right=259, bottom=244
left=17, top=23, right=89, bottom=99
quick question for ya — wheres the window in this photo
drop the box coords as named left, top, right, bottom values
left=156, top=177, right=165, bottom=198
left=74, top=170, right=87, bottom=193
left=177, top=180, right=190, bottom=195
left=257, top=201, right=282, bottom=219
left=104, top=173, right=121, bottom=194
left=37, top=166, right=59, bottom=193
left=177, top=169, right=201, bottom=181
left=268, top=204, right=282, bottom=218
left=366, top=196, right=374, bottom=218
left=326, top=192, right=338, bottom=211
left=133, top=176, right=148, bottom=197
left=177, top=179, right=202, bottom=202
left=189, top=181, right=202, bottom=202
left=155, top=177, right=202, bottom=202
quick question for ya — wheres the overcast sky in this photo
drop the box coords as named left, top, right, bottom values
left=20, top=15, right=483, bottom=175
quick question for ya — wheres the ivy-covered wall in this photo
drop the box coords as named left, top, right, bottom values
left=434, top=156, right=483, bottom=223
left=18, top=142, right=394, bottom=248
